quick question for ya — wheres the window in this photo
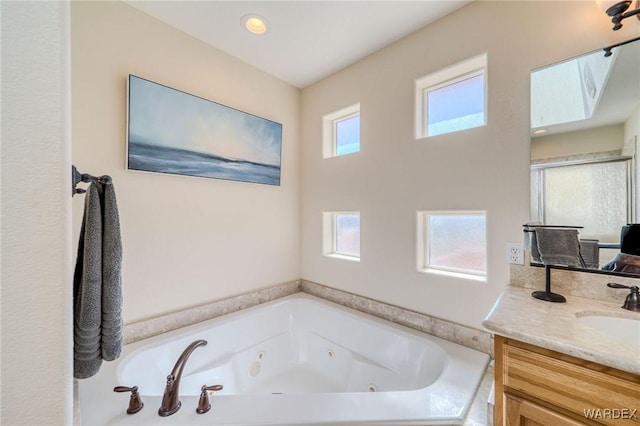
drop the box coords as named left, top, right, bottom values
left=323, top=104, right=360, bottom=158
left=415, top=53, right=487, bottom=139
left=335, top=114, right=360, bottom=155
left=531, top=157, right=632, bottom=266
left=323, top=212, right=360, bottom=261
left=417, top=211, right=487, bottom=280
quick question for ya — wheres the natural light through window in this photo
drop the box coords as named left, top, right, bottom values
left=335, top=114, right=360, bottom=156
left=415, top=53, right=487, bottom=139
left=323, top=104, right=360, bottom=158
left=417, top=211, right=486, bottom=280
left=323, top=212, right=360, bottom=261
left=425, top=73, right=485, bottom=136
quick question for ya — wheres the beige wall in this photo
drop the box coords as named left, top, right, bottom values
left=71, top=2, right=301, bottom=323
left=1, top=2, right=73, bottom=424
left=299, top=1, right=635, bottom=329
left=531, top=124, right=625, bottom=160
left=626, top=103, right=640, bottom=146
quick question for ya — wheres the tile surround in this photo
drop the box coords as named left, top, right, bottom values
left=466, top=363, right=494, bottom=426
left=123, top=280, right=300, bottom=344
left=300, top=280, right=493, bottom=356
left=509, top=263, right=640, bottom=305
left=123, top=279, right=493, bottom=357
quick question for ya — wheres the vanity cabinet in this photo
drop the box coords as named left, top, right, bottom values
left=494, top=336, right=640, bottom=426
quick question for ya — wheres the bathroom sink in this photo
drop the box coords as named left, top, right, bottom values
left=577, top=315, right=640, bottom=346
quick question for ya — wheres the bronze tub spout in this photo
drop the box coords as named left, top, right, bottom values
left=158, top=339, right=207, bottom=417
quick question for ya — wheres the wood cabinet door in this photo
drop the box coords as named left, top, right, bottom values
left=504, top=393, right=588, bottom=426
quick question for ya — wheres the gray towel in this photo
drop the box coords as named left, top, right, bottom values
left=529, top=231, right=542, bottom=263
left=579, top=239, right=599, bottom=269
left=73, top=184, right=103, bottom=379
left=534, top=227, right=582, bottom=267
left=73, top=181, right=122, bottom=379
left=101, top=183, right=122, bottom=361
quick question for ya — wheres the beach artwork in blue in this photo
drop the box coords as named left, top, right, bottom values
left=127, top=75, right=282, bottom=185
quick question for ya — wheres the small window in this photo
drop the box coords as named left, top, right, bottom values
left=335, top=114, right=360, bottom=156
left=415, top=53, right=487, bottom=139
left=323, top=104, right=360, bottom=158
left=417, top=211, right=486, bottom=280
left=323, top=212, right=360, bottom=261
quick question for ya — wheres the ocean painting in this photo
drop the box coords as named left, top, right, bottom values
left=127, top=75, right=282, bottom=185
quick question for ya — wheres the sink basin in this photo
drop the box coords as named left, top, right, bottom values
left=577, top=315, right=640, bottom=346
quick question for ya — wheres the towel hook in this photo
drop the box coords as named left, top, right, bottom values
left=72, top=165, right=112, bottom=196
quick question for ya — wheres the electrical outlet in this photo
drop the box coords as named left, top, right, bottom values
left=506, top=242, right=524, bottom=265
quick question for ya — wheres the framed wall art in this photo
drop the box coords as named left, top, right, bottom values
left=127, top=74, right=282, bottom=186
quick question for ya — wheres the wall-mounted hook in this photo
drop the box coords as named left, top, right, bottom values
left=72, top=165, right=112, bottom=196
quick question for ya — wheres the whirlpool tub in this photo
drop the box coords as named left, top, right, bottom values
left=78, top=293, right=489, bottom=425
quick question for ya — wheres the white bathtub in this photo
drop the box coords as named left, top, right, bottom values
left=78, top=294, right=489, bottom=425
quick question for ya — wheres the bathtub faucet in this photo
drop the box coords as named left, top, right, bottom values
left=158, top=339, right=208, bottom=417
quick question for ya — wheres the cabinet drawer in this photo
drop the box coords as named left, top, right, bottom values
left=502, top=343, right=640, bottom=425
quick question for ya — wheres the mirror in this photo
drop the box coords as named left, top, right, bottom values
left=529, top=37, right=640, bottom=274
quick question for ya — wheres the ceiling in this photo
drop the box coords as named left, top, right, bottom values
left=531, top=39, right=640, bottom=137
left=125, top=1, right=472, bottom=88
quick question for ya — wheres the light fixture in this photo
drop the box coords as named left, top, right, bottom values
left=241, top=14, right=268, bottom=35
left=532, top=129, right=547, bottom=135
left=596, top=0, right=640, bottom=30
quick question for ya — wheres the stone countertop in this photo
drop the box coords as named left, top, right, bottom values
left=482, top=285, right=639, bottom=375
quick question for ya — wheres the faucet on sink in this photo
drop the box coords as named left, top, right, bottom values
left=158, top=339, right=208, bottom=417
left=607, top=283, right=640, bottom=312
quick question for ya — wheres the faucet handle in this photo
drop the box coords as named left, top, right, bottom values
left=196, top=384, right=223, bottom=414
left=113, top=386, right=144, bottom=414
left=607, top=283, right=640, bottom=312
left=607, top=282, right=638, bottom=290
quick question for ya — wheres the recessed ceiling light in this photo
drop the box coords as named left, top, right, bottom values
left=242, top=14, right=268, bottom=35
left=533, top=129, right=547, bottom=135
